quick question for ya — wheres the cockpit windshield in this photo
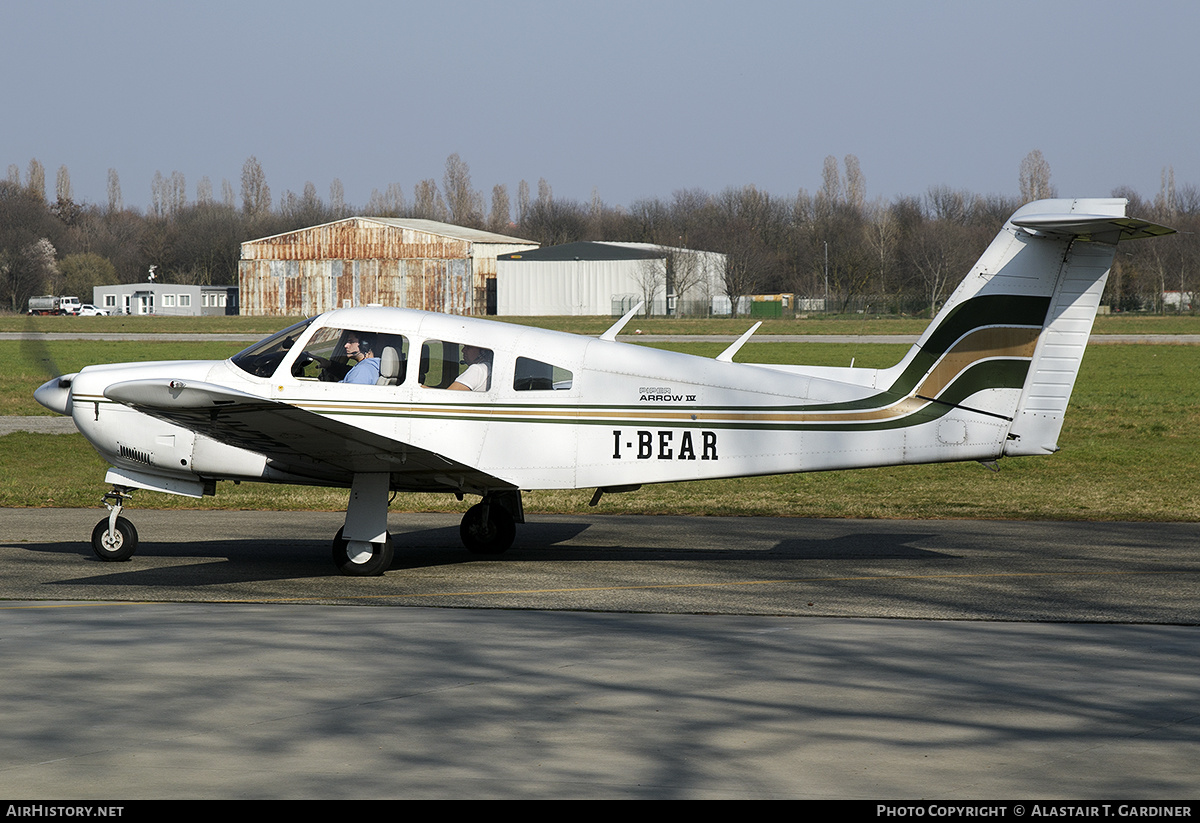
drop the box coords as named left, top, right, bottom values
left=230, top=318, right=315, bottom=377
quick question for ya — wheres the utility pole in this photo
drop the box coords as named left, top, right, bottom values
left=824, top=241, right=830, bottom=313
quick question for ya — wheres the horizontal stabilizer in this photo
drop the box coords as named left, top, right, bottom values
left=1011, top=213, right=1174, bottom=242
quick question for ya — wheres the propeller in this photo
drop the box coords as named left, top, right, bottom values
left=24, top=316, right=77, bottom=416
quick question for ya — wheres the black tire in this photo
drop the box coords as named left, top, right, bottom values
left=331, top=527, right=394, bottom=576
left=91, top=516, right=138, bottom=561
left=460, top=503, right=516, bottom=555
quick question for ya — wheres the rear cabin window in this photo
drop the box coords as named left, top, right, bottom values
left=420, top=340, right=493, bottom=391
left=514, top=357, right=573, bottom=391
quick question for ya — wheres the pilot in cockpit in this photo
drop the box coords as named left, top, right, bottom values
left=340, top=332, right=381, bottom=384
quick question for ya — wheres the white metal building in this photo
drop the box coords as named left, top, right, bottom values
left=496, top=242, right=727, bottom=316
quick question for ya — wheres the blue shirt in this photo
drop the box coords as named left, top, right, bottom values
left=342, top=357, right=381, bottom=385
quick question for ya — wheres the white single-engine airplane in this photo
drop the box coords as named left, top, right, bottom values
left=35, top=198, right=1172, bottom=575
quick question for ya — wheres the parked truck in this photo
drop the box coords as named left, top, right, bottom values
left=27, top=295, right=82, bottom=315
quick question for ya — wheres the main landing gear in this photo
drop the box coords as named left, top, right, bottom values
left=87, top=479, right=524, bottom=576
left=460, top=497, right=517, bottom=555
left=91, top=487, right=138, bottom=561
left=331, top=527, right=394, bottom=576
left=329, top=485, right=522, bottom=575
left=329, top=486, right=523, bottom=576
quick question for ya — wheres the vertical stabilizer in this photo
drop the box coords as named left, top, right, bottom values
left=1001, top=199, right=1173, bottom=455
left=874, top=198, right=1172, bottom=460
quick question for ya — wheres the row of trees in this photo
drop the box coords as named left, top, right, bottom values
left=3, top=152, right=1197, bottom=316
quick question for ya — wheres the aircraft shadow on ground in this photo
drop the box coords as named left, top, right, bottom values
left=20, top=520, right=948, bottom=588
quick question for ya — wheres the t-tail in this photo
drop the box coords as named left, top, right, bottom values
left=876, top=198, right=1173, bottom=458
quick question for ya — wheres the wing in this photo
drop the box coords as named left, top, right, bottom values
left=103, top=378, right=513, bottom=493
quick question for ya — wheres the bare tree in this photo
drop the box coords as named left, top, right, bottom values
left=55, top=166, right=72, bottom=204
left=628, top=197, right=672, bottom=244
left=150, top=171, right=166, bottom=218
left=520, top=198, right=587, bottom=246
left=1154, top=166, right=1178, bottom=219
left=516, top=180, right=530, bottom=225
left=26, top=159, right=45, bottom=201
left=1174, top=183, right=1200, bottom=215
left=443, top=153, right=482, bottom=227
left=412, top=179, right=447, bottom=221
left=385, top=182, right=406, bottom=214
left=367, top=183, right=406, bottom=216
left=51, top=165, right=82, bottom=226
left=720, top=233, right=768, bottom=317
left=196, top=176, right=214, bottom=205
left=865, top=201, right=900, bottom=305
left=905, top=218, right=981, bottom=317
left=302, top=181, right=320, bottom=213
left=659, top=246, right=709, bottom=316
left=281, top=182, right=326, bottom=223
left=106, top=168, right=123, bottom=213
left=488, top=184, right=510, bottom=232
left=168, top=171, right=187, bottom=215
left=816, top=155, right=842, bottom=214
left=1019, top=150, right=1056, bottom=202
left=149, top=171, right=187, bottom=218
left=844, top=154, right=866, bottom=211
left=633, top=255, right=666, bottom=317
left=329, top=179, right=346, bottom=216
left=241, top=156, right=271, bottom=216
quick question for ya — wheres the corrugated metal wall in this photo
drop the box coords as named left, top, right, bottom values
left=239, top=257, right=476, bottom=316
left=496, top=259, right=647, bottom=315
left=239, top=219, right=536, bottom=316
left=495, top=249, right=728, bottom=316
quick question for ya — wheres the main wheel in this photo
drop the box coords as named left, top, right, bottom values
left=331, top=527, right=394, bottom=576
left=91, top=516, right=139, bottom=561
left=460, top=503, right=516, bottom=555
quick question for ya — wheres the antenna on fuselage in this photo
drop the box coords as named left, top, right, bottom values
left=599, top=302, right=644, bottom=341
left=715, top=321, right=762, bottom=362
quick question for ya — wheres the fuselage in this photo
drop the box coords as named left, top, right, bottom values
left=37, top=305, right=1018, bottom=500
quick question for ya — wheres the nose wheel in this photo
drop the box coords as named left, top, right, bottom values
left=92, top=488, right=138, bottom=561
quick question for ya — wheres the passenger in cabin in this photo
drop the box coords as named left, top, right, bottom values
left=448, top=344, right=491, bottom=391
left=341, top=332, right=381, bottom=384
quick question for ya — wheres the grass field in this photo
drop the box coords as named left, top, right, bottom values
left=3, top=335, right=1197, bottom=521
left=4, top=310, right=1200, bottom=337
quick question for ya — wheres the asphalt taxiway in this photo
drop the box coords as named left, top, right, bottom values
left=1, top=508, right=1197, bottom=798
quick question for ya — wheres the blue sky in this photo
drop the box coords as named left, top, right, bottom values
left=3, top=0, right=1196, bottom=212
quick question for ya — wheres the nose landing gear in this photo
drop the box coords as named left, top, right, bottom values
left=91, top=487, right=138, bottom=561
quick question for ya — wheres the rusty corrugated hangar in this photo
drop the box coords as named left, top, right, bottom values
left=239, top=217, right=538, bottom=317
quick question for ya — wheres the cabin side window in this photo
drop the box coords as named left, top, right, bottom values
left=420, top=340, right=493, bottom=391
left=513, top=357, right=573, bottom=391
left=291, top=327, right=409, bottom=385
